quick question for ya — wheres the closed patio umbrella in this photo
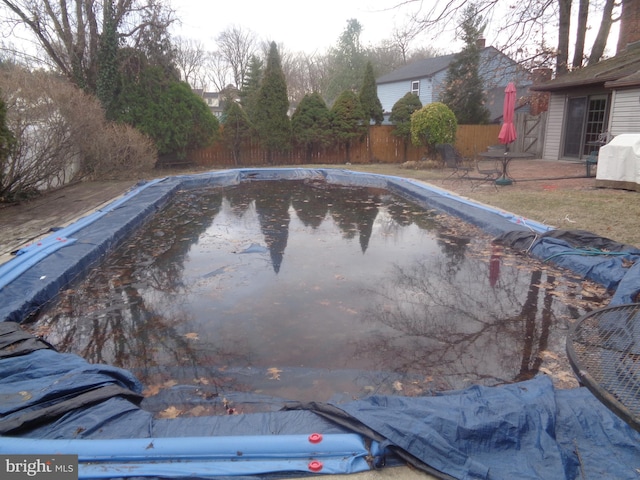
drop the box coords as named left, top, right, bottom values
left=498, top=82, right=517, bottom=148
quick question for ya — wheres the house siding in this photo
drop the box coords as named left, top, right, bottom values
left=377, top=78, right=433, bottom=113
left=478, top=50, right=528, bottom=88
left=542, top=93, right=566, bottom=160
left=608, top=88, right=640, bottom=135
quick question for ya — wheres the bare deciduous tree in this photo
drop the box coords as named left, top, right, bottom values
left=204, top=50, right=233, bottom=92
left=401, top=0, right=621, bottom=74
left=0, top=0, right=176, bottom=89
left=174, top=36, right=207, bottom=88
left=216, top=25, right=258, bottom=88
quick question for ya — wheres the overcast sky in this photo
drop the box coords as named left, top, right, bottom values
left=170, top=0, right=621, bottom=60
left=170, top=0, right=460, bottom=54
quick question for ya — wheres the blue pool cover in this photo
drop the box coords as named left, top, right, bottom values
left=1, top=168, right=640, bottom=479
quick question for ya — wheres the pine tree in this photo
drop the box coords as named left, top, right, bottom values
left=439, top=4, right=490, bottom=125
left=253, top=42, right=291, bottom=163
left=325, top=19, right=368, bottom=104
left=222, top=101, right=252, bottom=165
left=240, top=55, right=263, bottom=124
left=389, top=92, right=422, bottom=160
left=331, top=90, right=366, bottom=163
left=359, top=61, right=384, bottom=125
left=291, top=92, right=333, bottom=162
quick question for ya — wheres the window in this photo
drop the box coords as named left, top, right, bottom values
left=562, top=94, right=609, bottom=158
left=411, top=81, right=420, bottom=95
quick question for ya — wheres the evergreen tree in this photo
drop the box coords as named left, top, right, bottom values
left=359, top=61, right=384, bottom=125
left=96, top=0, right=119, bottom=119
left=389, top=92, right=422, bottom=161
left=253, top=42, right=291, bottom=163
left=112, top=61, right=219, bottom=161
left=325, top=19, right=368, bottom=105
left=291, top=92, right=333, bottom=162
left=240, top=55, right=263, bottom=124
left=439, top=4, right=490, bottom=125
left=331, top=90, right=366, bottom=163
left=222, top=100, right=252, bottom=166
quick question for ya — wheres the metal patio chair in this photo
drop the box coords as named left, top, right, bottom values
left=436, top=144, right=472, bottom=183
left=472, top=157, right=501, bottom=191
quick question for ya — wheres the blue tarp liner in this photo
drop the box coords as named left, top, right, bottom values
left=495, top=229, right=640, bottom=304
left=2, top=169, right=640, bottom=479
left=2, top=321, right=640, bottom=479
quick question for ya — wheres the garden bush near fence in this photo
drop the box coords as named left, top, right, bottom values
left=0, top=67, right=156, bottom=202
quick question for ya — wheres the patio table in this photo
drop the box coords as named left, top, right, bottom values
left=478, top=151, right=534, bottom=185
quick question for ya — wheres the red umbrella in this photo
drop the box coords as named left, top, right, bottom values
left=498, top=82, right=517, bottom=146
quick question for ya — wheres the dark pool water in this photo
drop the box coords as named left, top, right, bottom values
left=28, top=180, right=603, bottom=406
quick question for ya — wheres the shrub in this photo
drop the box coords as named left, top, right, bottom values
left=390, top=92, right=422, bottom=161
left=331, top=90, right=366, bottom=162
left=0, top=66, right=156, bottom=201
left=410, top=102, right=458, bottom=152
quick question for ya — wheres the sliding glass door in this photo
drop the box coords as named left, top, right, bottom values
left=562, top=94, right=609, bottom=158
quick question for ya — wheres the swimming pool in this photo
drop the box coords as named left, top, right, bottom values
left=3, top=168, right=635, bottom=479
left=14, top=170, right=604, bottom=407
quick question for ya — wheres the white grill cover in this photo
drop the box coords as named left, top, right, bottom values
left=596, top=134, right=640, bottom=186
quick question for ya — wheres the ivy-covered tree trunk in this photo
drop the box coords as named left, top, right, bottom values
left=96, top=0, right=118, bottom=119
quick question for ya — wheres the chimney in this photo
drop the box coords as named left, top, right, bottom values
left=529, top=68, right=552, bottom=115
left=476, top=38, right=486, bottom=49
left=617, top=0, right=640, bottom=54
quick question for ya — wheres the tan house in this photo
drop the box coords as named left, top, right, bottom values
left=531, top=43, right=640, bottom=161
left=531, top=0, right=640, bottom=161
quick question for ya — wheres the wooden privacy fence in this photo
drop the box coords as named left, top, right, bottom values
left=189, top=124, right=505, bottom=167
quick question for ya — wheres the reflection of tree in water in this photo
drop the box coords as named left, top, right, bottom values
left=291, top=181, right=331, bottom=229
left=353, top=253, right=571, bottom=391
left=253, top=182, right=292, bottom=273
left=327, top=187, right=380, bottom=252
left=26, top=189, right=246, bottom=387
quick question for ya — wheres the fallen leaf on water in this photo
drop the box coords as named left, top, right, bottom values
left=18, top=391, right=32, bottom=401
left=187, top=405, right=207, bottom=417
left=142, top=384, right=162, bottom=396
left=540, top=350, right=559, bottom=361
left=158, top=406, right=182, bottom=419
left=267, top=367, right=282, bottom=380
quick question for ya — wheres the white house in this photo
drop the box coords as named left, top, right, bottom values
left=376, top=41, right=531, bottom=123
